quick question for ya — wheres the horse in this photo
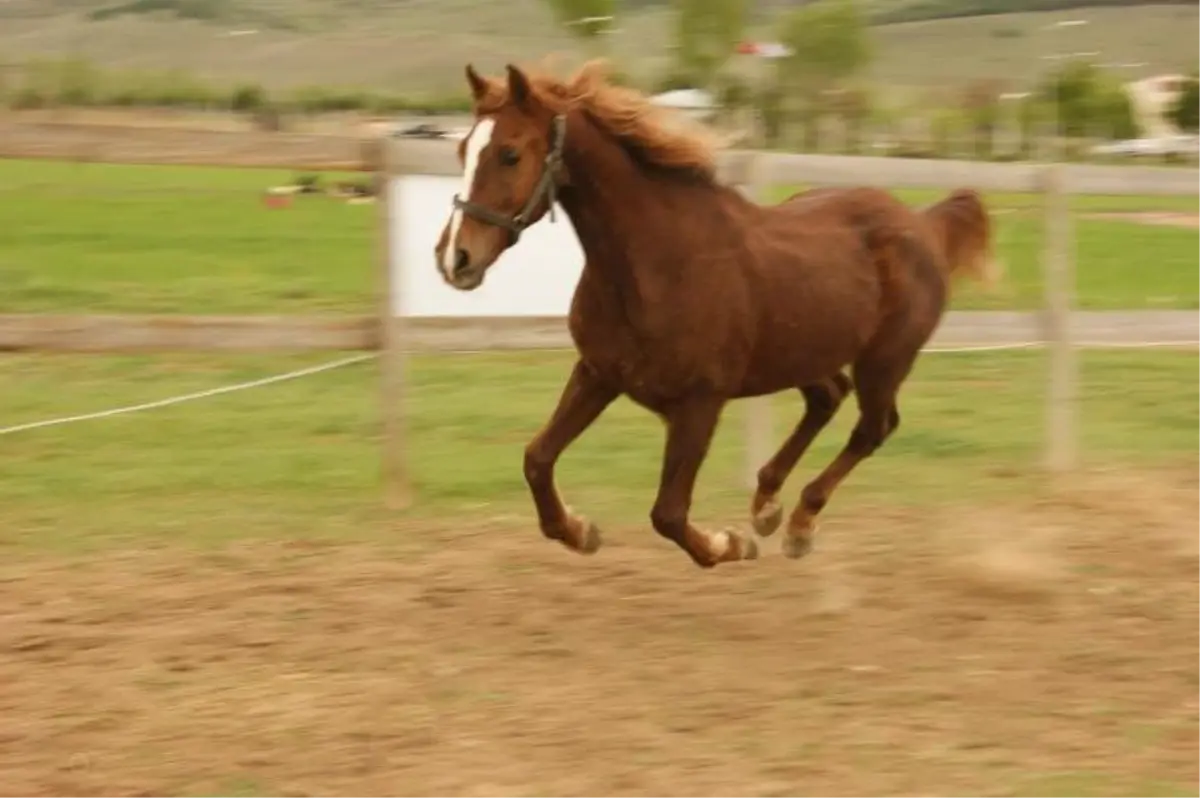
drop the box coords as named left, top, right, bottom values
left=433, top=60, right=996, bottom=569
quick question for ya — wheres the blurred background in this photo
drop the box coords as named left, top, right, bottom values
left=0, top=0, right=1197, bottom=160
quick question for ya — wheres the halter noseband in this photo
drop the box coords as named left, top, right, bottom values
left=452, top=114, right=567, bottom=242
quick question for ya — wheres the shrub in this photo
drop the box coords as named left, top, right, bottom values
left=9, top=86, right=48, bottom=110
left=1168, top=72, right=1199, bottom=133
left=229, top=83, right=267, bottom=112
left=1039, top=59, right=1139, bottom=140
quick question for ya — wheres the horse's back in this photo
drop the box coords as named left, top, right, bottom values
left=772, top=188, right=950, bottom=348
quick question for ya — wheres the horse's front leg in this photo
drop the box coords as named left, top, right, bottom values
left=523, top=360, right=619, bottom=554
left=651, top=396, right=759, bottom=568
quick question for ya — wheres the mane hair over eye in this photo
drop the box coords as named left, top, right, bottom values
left=474, top=59, right=725, bottom=182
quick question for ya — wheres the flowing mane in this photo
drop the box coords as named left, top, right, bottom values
left=473, top=60, right=722, bottom=181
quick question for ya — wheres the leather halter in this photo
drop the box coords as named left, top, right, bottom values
left=451, top=114, right=567, bottom=243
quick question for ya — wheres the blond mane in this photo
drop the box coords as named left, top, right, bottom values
left=475, top=60, right=723, bottom=181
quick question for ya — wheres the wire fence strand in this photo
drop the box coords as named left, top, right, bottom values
left=1, top=339, right=1194, bottom=438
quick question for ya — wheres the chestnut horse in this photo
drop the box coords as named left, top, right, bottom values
left=434, top=61, right=995, bottom=569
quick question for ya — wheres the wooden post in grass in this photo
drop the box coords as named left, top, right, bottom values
left=377, top=136, right=413, bottom=508
left=1041, top=162, right=1077, bottom=471
left=731, top=152, right=774, bottom=489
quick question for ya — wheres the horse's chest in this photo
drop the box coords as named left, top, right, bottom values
left=568, top=314, right=663, bottom=397
left=568, top=290, right=733, bottom=409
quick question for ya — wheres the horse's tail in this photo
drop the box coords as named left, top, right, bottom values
left=921, top=188, right=1001, bottom=287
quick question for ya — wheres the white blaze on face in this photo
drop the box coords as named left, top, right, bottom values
left=442, top=117, right=496, bottom=277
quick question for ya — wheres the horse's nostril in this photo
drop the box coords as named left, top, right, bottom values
left=454, top=248, right=470, bottom=276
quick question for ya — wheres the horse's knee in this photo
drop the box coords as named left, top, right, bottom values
left=848, top=417, right=888, bottom=455
left=756, top=464, right=783, bottom=497
left=522, top=442, right=551, bottom=487
left=799, top=484, right=829, bottom=516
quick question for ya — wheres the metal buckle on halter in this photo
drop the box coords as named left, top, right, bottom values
left=453, top=114, right=567, bottom=239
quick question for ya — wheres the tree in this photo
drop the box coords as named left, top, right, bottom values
left=775, top=0, right=871, bottom=150
left=1168, top=72, right=1199, bottom=133
left=1090, top=78, right=1137, bottom=140
left=543, top=0, right=618, bottom=55
left=963, top=80, right=1003, bottom=159
left=673, top=0, right=748, bottom=88
left=1016, top=95, right=1049, bottom=158
left=829, top=85, right=871, bottom=153
left=777, top=0, right=871, bottom=92
left=1040, top=60, right=1139, bottom=141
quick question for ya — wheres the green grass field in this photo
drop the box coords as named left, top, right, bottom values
left=2, top=158, right=1197, bottom=314
left=1, top=348, right=1195, bottom=553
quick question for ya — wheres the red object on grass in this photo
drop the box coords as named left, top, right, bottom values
left=263, top=191, right=293, bottom=209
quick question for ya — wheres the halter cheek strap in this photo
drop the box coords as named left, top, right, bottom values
left=452, top=114, right=567, bottom=243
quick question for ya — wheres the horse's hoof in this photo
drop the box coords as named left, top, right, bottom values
left=575, top=520, right=603, bottom=555
left=781, top=532, right=813, bottom=560
left=738, top=531, right=760, bottom=561
left=715, top=528, right=758, bottom=563
left=752, top=498, right=783, bottom=537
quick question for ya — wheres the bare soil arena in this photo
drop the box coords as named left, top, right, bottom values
left=2, top=465, right=1197, bottom=796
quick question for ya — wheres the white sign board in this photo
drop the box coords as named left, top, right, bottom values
left=389, top=175, right=586, bottom=318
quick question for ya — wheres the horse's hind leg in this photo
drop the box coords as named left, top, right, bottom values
left=751, top=373, right=853, bottom=537
left=651, top=396, right=759, bottom=568
left=781, top=358, right=909, bottom=560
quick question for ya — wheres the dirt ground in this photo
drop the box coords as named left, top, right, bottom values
left=1083, top=211, right=1200, bottom=229
left=2, top=467, right=1197, bottom=797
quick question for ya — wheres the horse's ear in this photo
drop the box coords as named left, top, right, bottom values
left=465, top=63, right=489, bottom=102
left=505, top=64, right=532, bottom=109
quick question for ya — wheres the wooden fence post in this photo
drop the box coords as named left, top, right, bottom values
left=378, top=137, right=412, bottom=508
left=1041, top=162, right=1077, bottom=471
left=736, top=152, right=774, bottom=489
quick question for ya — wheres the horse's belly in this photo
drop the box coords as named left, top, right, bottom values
left=739, top=297, right=877, bottom=393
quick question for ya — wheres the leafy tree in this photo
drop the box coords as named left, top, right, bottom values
left=756, top=83, right=786, bottom=147
left=778, top=0, right=871, bottom=92
left=1168, top=72, right=1199, bottom=133
left=673, top=0, right=748, bottom=87
left=963, top=79, right=1003, bottom=158
left=1090, top=78, right=1137, bottom=140
left=775, top=0, right=871, bottom=150
left=1016, top=95, right=1050, bottom=158
left=1040, top=60, right=1138, bottom=141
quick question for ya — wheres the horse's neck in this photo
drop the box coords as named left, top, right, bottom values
left=556, top=119, right=732, bottom=303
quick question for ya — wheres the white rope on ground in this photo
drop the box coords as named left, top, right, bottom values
left=0, top=340, right=1194, bottom=438
left=924, top=339, right=1198, bottom=353
left=0, top=353, right=375, bottom=437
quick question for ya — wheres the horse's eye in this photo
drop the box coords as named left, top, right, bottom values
left=499, top=147, right=520, bottom=166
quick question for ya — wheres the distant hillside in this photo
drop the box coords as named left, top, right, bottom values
left=0, top=1, right=1194, bottom=95
left=3, top=0, right=1194, bottom=28
left=867, top=0, right=1196, bottom=25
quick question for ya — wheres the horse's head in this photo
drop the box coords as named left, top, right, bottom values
left=434, top=63, right=567, bottom=291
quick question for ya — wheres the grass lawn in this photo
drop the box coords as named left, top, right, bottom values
left=2, top=158, right=1196, bottom=314
left=1, top=348, right=1194, bottom=554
